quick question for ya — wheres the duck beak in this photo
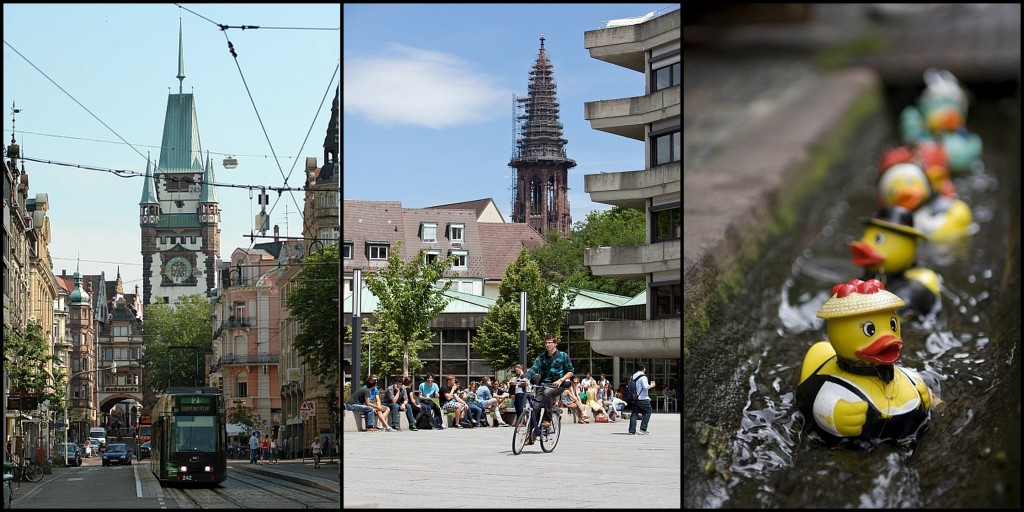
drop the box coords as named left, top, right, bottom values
left=850, top=241, right=884, bottom=267
left=855, top=334, right=902, bottom=364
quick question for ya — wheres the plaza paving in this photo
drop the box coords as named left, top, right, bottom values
left=342, top=412, right=681, bottom=508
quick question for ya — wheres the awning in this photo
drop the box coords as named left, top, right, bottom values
left=226, top=423, right=248, bottom=435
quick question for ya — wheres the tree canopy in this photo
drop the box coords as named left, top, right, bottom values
left=473, top=248, right=575, bottom=373
left=138, top=294, right=213, bottom=399
left=362, top=240, right=458, bottom=379
left=284, top=244, right=340, bottom=386
left=529, top=206, right=646, bottom=297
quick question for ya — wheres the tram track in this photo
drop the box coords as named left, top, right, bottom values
left=225, top=468, right=340, bottom=508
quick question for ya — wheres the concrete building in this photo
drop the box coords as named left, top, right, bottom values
left=581, top=8, right=681, bottom=378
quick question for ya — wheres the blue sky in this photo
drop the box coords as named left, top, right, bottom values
left=3, top=3, right=339, bottom=289
left=343, top=3, right=674, bottom=222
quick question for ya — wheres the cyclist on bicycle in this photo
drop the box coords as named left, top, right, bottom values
left=520, top=333, right=575, bottom=445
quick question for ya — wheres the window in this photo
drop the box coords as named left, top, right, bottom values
left=449, top=250, right=468, bottom=269
left=448, top=223, right=465, bottom=243
left=652, top=61, right=680, bottom=93
left=652, top=129, right=680, bottom=166
left=421, top=222, right=437, bottom=243
left=651, top=206, right=681, bottom=243
left=236, top=382, right=248, bottom=398
left=424, top=249, right=441, bottom=265
left=652, top=283, right=681, bottom=320
left=319, top=227, right=339, bottom=247
left=369, top=244, right=389, bottom=260
left=343, top=243, right=353, bottom=259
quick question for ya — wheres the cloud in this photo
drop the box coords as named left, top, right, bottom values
left=344, top=44, right=511, bottom=129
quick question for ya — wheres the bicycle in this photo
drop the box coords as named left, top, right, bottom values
left=512, top=384, right=562, bottom=455
left=9, top=457, right=43, bottom=484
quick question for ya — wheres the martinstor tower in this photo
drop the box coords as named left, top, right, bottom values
left=139, top=21, right=220, bottom=306
left=509, top=35, right=576, bottom=238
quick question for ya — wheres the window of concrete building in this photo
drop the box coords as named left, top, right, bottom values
left=652, top=61, right=680, bottom=92
left=343, top=243, right=353, bottom=259
left=652, top=129, right=681, bottom=166
left=653, top=283, right=681, bottom=319
left=651, top=205, right=681, bottom=243
left=424, top=250, right=440, bottom=265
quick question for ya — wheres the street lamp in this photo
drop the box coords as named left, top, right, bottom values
left=64, top=363, right=116, bottom=467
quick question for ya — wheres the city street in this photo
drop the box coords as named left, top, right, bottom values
left=5, top=454, right=339, bottom=508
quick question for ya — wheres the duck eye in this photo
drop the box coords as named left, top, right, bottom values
left=874, top=232, right=885, bottom=245
left=891, top=317, right=898, bottom=332
left=862, top=322, right=875, bottom=337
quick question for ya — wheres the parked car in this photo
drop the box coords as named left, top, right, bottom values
left=58, top=442, right=83, bottom=467
left=102, top=443, right=132, bottom=466
left=137, top=441, right=151, bottom=460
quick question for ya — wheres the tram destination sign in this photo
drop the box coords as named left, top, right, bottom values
left=176, top=395, right=215, bottom=413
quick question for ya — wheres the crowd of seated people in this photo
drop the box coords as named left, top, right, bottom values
left=348, top=371, right=664, bottom=431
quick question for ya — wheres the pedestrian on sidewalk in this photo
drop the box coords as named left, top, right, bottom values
left=261, top=435, right=271, bottom=465
left=282, top=437, right=289, bottom=460
left=628, top=363, right=655, bottom=435
left=269, top=436, right=278, bottom=464
left=311, top=438, right=322, bottom=469
left=248, top=432, right=259, bottom=464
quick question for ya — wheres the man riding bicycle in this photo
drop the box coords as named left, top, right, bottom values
left=520, top=333, right=575, bottom=445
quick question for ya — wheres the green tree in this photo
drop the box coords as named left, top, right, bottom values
left=138, top=294, right=213, bottom=395
left=227, top=399, right=266, bottom=432
left=284, top=244, right=340, bottom=386
left=529, top=206, right=646, bottom=297
left=474, top=248, right=576, bottom=373
left=363, top=240, right=458, bottom=378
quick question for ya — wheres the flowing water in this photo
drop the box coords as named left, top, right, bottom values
left=684, top=82, right=1020, bottom=508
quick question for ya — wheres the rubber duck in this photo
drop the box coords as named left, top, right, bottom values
left=849, top=207, right=941, bottom=317
left=798, top=279, right=934, bottom=446
left=879, top=143, right=957, bottom=199
left=939, top=129, right=983, bottom=174
left=877, top=162, right=973, bottom=242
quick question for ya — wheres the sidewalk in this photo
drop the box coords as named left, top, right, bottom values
left=231, top=458, right=339, bottom=494
left=342, top=413, right=681, bottom=508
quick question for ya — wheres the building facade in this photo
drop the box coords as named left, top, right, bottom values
left=140, top=23, right=221, bottom=306
left=508, top=36, right=576, bottom=239
left=581, top=8, right=681, bottom=380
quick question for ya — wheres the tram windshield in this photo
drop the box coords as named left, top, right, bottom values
left=171, top=415, right=218, bottom=453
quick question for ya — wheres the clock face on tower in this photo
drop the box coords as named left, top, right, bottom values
left=166, top=256, right=192, bottom=284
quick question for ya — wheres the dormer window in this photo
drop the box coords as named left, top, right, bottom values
left=448, top=250, right=468, bottom=269
left=448, top=223, right=465, bottom=243
left=368, top=243, right=389, bottom=260
left=421, top=222, right=438, bottom=243
left=424, top=249, right=440, bottom=265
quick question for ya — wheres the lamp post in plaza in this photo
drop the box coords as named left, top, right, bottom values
left=64, top=363, right=116, bottom=466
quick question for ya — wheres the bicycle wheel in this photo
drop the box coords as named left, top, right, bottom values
left=24, top=465, right=42, bottom=483
left=540, top=410, right=561, bottom=453
left=511, top=411, right=532, bottom=455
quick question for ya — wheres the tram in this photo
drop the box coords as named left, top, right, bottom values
left=150, top=387, right=228, bottom=484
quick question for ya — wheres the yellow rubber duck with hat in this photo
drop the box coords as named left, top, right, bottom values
left=798, top=279, right=935, bottom=446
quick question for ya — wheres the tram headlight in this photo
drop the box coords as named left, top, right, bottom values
left=204, top=466, right=212, bottom=473
left=179, top=465, right=188, bottom=473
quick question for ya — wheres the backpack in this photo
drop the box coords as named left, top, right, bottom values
left=459, top=417, right=475, bottom=428
left=624, top=374, right=642, bottom=404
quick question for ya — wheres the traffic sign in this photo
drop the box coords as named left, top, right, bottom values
left=300, top=400, right=315, bottom=411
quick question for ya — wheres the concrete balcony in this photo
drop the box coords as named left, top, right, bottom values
left=585, top=239, right=680, bottom=280
left=585, top=318, right=681, bottom=358
left=585, top=163, right=681, bottom=210
left=584, top=9, right=681, bottom=72
left=584, top=85, right=680, bottom=140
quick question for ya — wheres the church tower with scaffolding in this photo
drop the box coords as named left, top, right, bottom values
left=509, top=35, right=576, bottom=239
